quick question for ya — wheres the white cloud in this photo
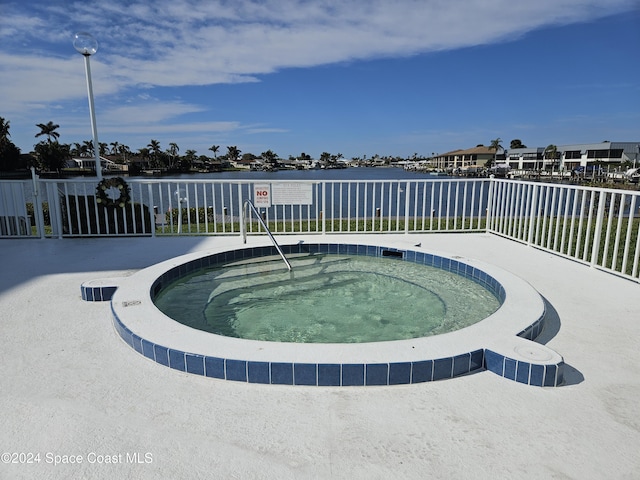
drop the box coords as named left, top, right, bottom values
left=2, top=0, right=636, bottom=95
left=1, top=0, right=636, bottom=152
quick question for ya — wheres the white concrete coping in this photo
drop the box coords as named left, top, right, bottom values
left=109, top=237, right=562, bottom=368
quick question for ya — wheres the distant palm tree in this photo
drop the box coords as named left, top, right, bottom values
left=148, top=139, right=161, bottom=156
left=110, top=141, right=120, bottom=155
left=35, top=121, right=60, bottom=143
left=0, top=117, right=10, bottom=143
left=70, top=142, right=81, bottom=157
left=148, top=139, right=162, bottom=167
left=167, top=142, right=179, bottom=168
left=209, top=145, right=220, bottom=159
left=138, top=147, right=151, bottom=168
left=117, top=144, right=131, bottom=163
left=82, top=140, right=94, bottom=157
left=226, top=146, right=241, bottom=163
left=261, top=150, right=278, bottom=164
left=489, top=138, right=503, bottom=166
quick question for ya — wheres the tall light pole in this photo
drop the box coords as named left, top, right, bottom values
left=73, top=32, right=102, bottom=180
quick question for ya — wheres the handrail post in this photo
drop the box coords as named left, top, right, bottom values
left=242, top=200, right=292, bottom=271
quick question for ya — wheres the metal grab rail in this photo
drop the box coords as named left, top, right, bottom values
left=241, top=200, right=292, bottom=271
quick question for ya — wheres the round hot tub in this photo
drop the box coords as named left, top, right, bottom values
left=93, top=240, right=564, bottom=387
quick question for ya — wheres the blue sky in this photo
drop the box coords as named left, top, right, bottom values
left=1, top=0, right=638, bottom=159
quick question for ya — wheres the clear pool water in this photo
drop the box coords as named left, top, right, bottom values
left=154, top=253, right=500, bottom=343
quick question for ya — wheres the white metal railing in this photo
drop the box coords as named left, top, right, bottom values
left=1, top=172, right=639, bottom=282
left=487, top=179, right=640, bottom=282
left=1, top=173, right=490, bottom=239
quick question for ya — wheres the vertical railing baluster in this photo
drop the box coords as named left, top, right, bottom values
left=420, top=181, right=427, bottom=231
left=601, top=191, right=616, bottom=267
left=621, top=195, right=636, bottom=275
left=546, top=186, right=557, bottom=249
left=611, top=193, right=626, bottom=271
left=590, top=190, right=606, bottom=267
left=631, top=214, right=640, bottom=279
left=404, top=181, right=411, bottom=233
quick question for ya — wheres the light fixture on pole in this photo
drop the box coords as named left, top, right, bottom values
left=73, top=32, right=102, bottom=180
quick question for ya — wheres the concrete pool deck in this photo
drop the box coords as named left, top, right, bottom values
left=1, top=233, right=639, bottom=479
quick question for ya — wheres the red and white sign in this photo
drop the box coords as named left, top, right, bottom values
left=253, top=184, right=271, bottom=207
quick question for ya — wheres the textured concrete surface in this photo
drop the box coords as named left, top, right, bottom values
left=1, top=233, right=638, bottom=479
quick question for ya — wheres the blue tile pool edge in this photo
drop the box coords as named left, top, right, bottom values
left=109, top=302, right=563, bottom=388
left=100, top=243, right=562, bottom=387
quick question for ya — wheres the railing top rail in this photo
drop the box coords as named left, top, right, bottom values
left=491, top=177, right=640, bottom=195
left=25, top=176, right=494, bottom=185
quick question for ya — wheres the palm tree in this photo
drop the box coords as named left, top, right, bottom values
left=261, top=150, right=278, bottom=163
left=167, top=142, right=179, bottom=169
left=209, top=145, right=220, bottom=160
left=138, top=147, right=150, bottom=168
left=70, top=142, right=82, bottom=157
left=148, top=139, right=162, bottom=168
left=35, top=121, right=60, bottom=143
left=489, top=138, right=503, bottom=167
left=0, top=117, right=10, bottom=143
left=110, top=141, right=120, bottom=155
left=117, top=144, right=131, bottom=164
left=148, top=139, right=161, bottom=156
left=260, top=150, right=278, bottom=170
left=82, top=140, right=94, bottom=157
left=226, top=146, right=241, bottom=163
left=0, top=117, right=21, bottom=171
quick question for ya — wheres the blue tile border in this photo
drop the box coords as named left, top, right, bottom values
left=411, top=360, right=433, bottom=383
left=366, top=364, right=389, bottom=386
left=389, top=362, right=411, bottom=385
left=271, top=362, right=294, bottom=385
left=318, top=364, right=341, bottom=386
left=248, top=361, right=270, bottom=384
left=113, top=310, right=565, bottom=387
left=225, top=359, right=247, bottom=382
left=342, top=364, right=365, bottom=386
left=107, top=243, right=563, bottom=387
left=294, top=363, right=317, bottom=386
left=81, top=284, right=118, bottom=302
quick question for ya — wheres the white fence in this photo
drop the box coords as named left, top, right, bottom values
left=1, top=173, right=639, bottom=282
left=488, top=179, right=640, bottom=281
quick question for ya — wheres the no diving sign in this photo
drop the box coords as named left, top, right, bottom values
left=253, top=184, right=271, bottom=207
left=254, top=183, right=313, bottom=207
